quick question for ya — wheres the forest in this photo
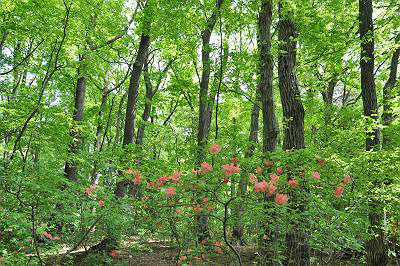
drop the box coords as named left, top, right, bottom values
left=0, top=0, right=400, bottom=265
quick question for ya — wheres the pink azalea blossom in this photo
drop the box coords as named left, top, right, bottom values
left=209, top=144, right=222, bottom=155
left=276, top=167, right=284, bottom=175
left=222, top=163, right=240, bottom=177
left=267, top=183, right=277, bottom=196
left=99, top=200, right=105, bottom=207
left=170, top=171, right=182, bottom=183
left=288, top=179, right=297, bottom=189
left=85, top=185, right=97, bottom=196
left=335, top=186, right=344, bottom=198
left=270, top=174, right=280, bottom=183
left=165, top=187, right=176, bottom=197
left=249, top=174, right=257, bottom=184
left=200, top=162, right=213, bottom=174
left=312, top=171, right=321, bottom=180
left=133, top=174, right=143, bottom=185
left=274, top=193, right=288, bottom=205
left=254, top=180, right=267, bottom=193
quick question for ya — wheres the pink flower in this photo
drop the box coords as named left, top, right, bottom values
left=343, top=175, right=351, bottom=185
left=267, top=183, right=277, bottom=196
left=43, top=232, right=53, bottom=240
left=249, top=174, right=257, bottom=184
left=85, top=185, right=97, bottom=196
left=256, top=166, right=263, bottom=174
left=200, top=162, right=213, bottom=174
left=288, top=179, right=297, bottom=189
left=209, top=144, right=222, bottom=155
left=133, top=174, right=143, bottom=185
left=270, top=174, right=280, bottom=183
left=99, top=200, right=105, bottom=207
left=203, top=197, right=209, bottom=204
left=170, top=171, right=182, bottom=183
left=312, top=171, right=320, bottom=180
left=146, top=181, right=156, bottom=189
left=157, top=177, right=169, bottom=187
left=276, top=167, right=284, bottom=175
left=274, top=193, right=288, bottom=205
left=254, top=180, right=267, bottom=193
left=111, top=250, right=119, bottom=257
left=335, top=186, right=344, bottom=198
left=222, top=163, right=240, bottom=177
left=165, top=187, right=176, bottom=197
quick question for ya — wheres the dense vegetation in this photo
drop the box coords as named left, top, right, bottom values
left=1, top=0, right=399, bottom=265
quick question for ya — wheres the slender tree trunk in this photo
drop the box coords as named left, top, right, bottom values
left=91, top=86, right=108, bottom=185
left=196, top=0, right=224, bottom=243
left=278, top=3, right=308, bottom=265
left=64, top=60, right=86, bottom=182
left=136, top=58, right=153, bottom=147
left=359, top=1, right=387, bottom=265
left=123, top=33, right=151, bottom=146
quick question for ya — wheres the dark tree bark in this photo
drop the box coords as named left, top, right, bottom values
left=278, top=3, right=308, bottom=266
left=359, top=1, right=387, bottom=265
left=258, top=0, right=278, bottom=154
left=64, top=63, right=86, bottom=182
left=359, top=0, right=380, bottom=151
left=382, top=41, right=400, bottom=147
left=278, top=14, right=305, bottom=151
left=123, top=33, right=151, bottom=146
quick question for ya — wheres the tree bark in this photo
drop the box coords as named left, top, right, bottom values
left=123, top=33, right=151, bottom=146
left=278, top=3, right=308, bottom=265
left=64, top=62, right=86, bottom=182
left=359, top=1, right=387, bottom=265
left=258, top=0, right=278, bottom=154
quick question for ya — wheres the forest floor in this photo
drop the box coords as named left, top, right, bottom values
left=48, top=240, right=373, bottom=266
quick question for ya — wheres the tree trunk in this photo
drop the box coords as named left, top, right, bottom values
left=196, top=0, right=224, bottom=243
left=278, top=3, right=308, bottom=265
left=123, top=33, right=151, bottom=146
left=115, top=93, right=127, bottom=146
left=64, top=61, right=86, bottom=182
left=359, top=1, right=387, bottom=265
left=258, top=0, right=278, bottom=154
left=232, top=92, right=260, bottom=245
left=91, top=85, right=108, bottom=184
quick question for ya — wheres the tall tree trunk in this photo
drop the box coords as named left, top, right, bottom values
left=64, top=60, right=86, bottom=182
left=278, top=3, right=308, bottom=266
left=258, top=0, right=278, bottom=154
left=115, top=93, right=127, bottom=146
left=123, top=33, right=151, bottom=146
left=257, top=1, right=280, bottom=264
left=359, top=1, right=387, bottom=265
left=196, top=0, right=224, bottom=243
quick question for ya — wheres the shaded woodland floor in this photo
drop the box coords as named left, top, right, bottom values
left=41, top=240, right=392, bottom=266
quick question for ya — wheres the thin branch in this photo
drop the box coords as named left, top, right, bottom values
left=0, top=39, right=44, bottom=75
